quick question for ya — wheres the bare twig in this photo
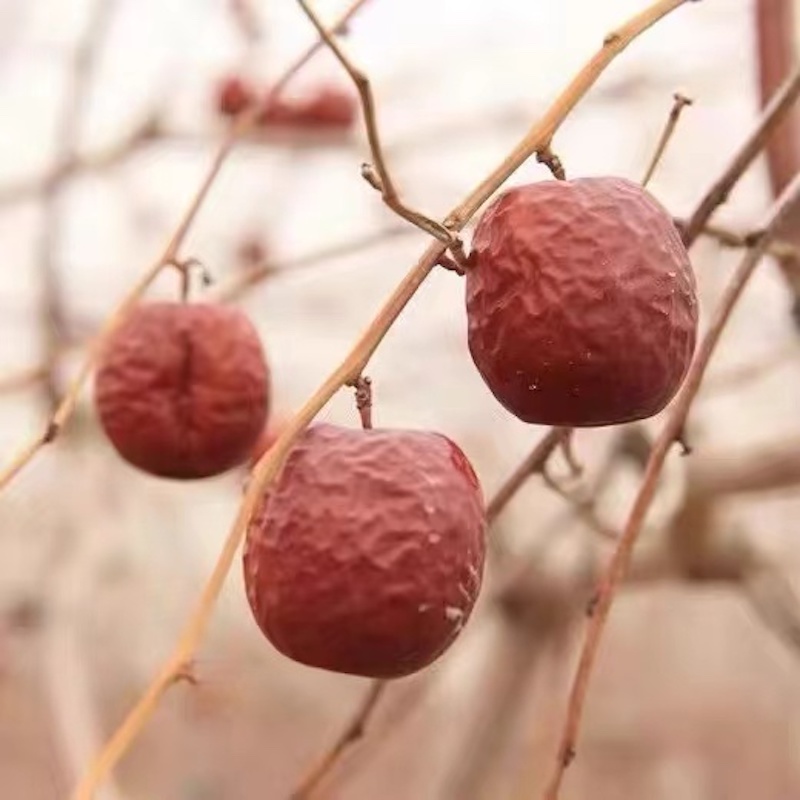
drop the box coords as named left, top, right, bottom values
left=703, top=341, right=799, bottom=394
left=689, top=220, right=800, bottom=264
left=290, top=679, right=387, bottom=799
left=541, top=468, right=618, bottom=541
left=228, top=0, right=264, bottom=43
left=0, top=115, right=162, bottom=208
left=755, top=0, right=800, bottom=203
left=37, top=0, right=115, bottom=412
left=680, top=62, right=800, bottom=246
left=0, top=0, right=374, bottom=496
left=0, top=364, right=49, bottom=395
left=71, top=3, right=697, bottom=795
left=295, top=0, right=464, bottom=257
left=641, top=92, right=693, bottom=187
left=486, top=429, right=572, bottom=524
left=542, top=172, right=800, bottom=800
left=558, top=430, right=583, bottom=479
left=0, top=226, right=413, bottom=401
left=213, top=225, right=412, bottom=303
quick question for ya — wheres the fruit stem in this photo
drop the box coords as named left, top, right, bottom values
left=444, top=0, right=696, bottom=230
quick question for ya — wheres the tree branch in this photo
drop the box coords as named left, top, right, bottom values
left=69, top=2, right=699, bottom=795
left=542, top=171, right=800, bottom=800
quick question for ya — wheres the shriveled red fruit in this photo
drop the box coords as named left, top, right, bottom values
left=216, top=75, right=255, bottom=117
left=256, top=84, right=356, bottom=130
left=243, top=424, right=486, bottom=678
left=297, top=85, right=357, bottom=128
left=466, top=177, right=698, bottom=427
left=95, top=302, right=270, bottom=478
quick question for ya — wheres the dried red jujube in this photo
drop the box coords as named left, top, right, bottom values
left=216, top=75, right=256, bottom=117
left=95, top=302, right=270, bottom=479
left=243, top=424, right=487, bottom=678
left=466, top=177, right=698, bottom=426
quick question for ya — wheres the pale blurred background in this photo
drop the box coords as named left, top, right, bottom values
left=1, top=0, right=800, bottom=798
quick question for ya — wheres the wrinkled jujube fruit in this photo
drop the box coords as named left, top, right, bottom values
left=216, top=75, right=256, bottom=117
left=95, top=302, right=270, bottom=479
left=243, top=424, right=487, bottom=678
left=256, top=84, right=357, bottom=131
left=466, top=177, right=698, bottom=427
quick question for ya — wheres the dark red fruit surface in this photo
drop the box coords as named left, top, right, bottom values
left=243, top=424, right=487, bottom=678
left=256, top=85, right=356, bottom=130
left=217, top=75, right=255, bottom=117
left=95, top=302, right=270, bottom=479
left=298, top=85, right=357, bottom=128
left=466, top=177, right=698, bottom=427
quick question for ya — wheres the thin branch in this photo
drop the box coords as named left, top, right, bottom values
left=70, top=3, right=697, bottom=795
left=687, top=435, right=800, bottom=498
left=295, top=0, right=462, bottom=252
left=0, top=226, right=413, bottom=401
left=0, top=0, right=374, bottom=496
left=213, top=225, right=412, bottom=303
left=688, top=220, right=800, bottom=264
left=285, top=427, right=573, bottom=798
left=0, top=364, right=49, bottom=395
left=486, top=429, right=572, bottom=524
left=290, top=679, right=388, bottom=799
left=641, top=92, right=693, bottom=187
left=38, top=0, right=115, bottom=413
left=542, top=171, right=800, bottom=800
left=0, top=115, right=162, bottom=208
left=444, top=0, right=696, bottom=229
left=558, top=430, right=583, bottom=478
left=680, top=62, right=800, bottom=246
left=755, top=0, right=800, bottom=203
left=541, top=468, right=618, bottom=542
